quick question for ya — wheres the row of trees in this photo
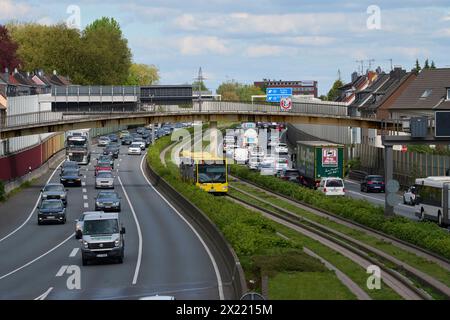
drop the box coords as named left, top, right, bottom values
left=414, top=58, right=437, bottom=72
left=0, top=18, right=159, bottom=85
left=216, top=82, right=264, bottom=101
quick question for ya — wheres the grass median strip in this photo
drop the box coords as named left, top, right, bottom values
left=148, top=136, right=401, bottom=299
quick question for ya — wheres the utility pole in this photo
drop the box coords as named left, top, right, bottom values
left=337, top=69, right=341, bottom=81
left=355, top=60, right=364, bottom=75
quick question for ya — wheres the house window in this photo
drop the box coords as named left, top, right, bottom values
left=447, top=88, right=450, bottom=100
left=421, top=89, right=432, bottom=98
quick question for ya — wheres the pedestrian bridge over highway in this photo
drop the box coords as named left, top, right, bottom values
left=0, top=101, right=398, bottom=139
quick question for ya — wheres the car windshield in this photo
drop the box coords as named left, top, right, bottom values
left=369, top=176, right=383, bottom=182
left=99, top=156, right=111, bottom=161
left=130, top=144, right=140, bottom=148
left=97, top=161, right=111, bottom=166
left=326, top=179, right=344, bottom=187
left=41, top=201, right=63, bottom=209
left=198, top=164, right=226, bottom=183
left=97, top=172, right=113, bottom=179
left=97, top=192, right=118, bottom=200
left=44, top=185, right=64, bottom=192
left=83, top=219, right=119, bottom=235
left=63, top=162, right=78, bottom=169
left=63, top=169, right=78, bottom=176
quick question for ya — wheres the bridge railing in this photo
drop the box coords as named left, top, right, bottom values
left=0, top=111, right=92, bottom=129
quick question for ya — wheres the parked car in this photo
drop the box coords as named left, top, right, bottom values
left=60, top=168, right=82, bottom=187
left=41, top=183, right=67, bottom=205
left=403, top=186, right=417, bottom=205
left=95, top=171, right=115, bottom=189
left=360, top=175, right=385, bottom=193
left=98, top=136, right=111, bottom=147
left=98, top=154, right=114, bottom=169
left=95, top=191, right=121, bottom=212
left=278, top=169, right=300, bottom=182
left=37, top=199, right=66, bottom=225
left=61, top=161, right=80, bottom=174
left=318, top=177, right=346, bottom=196
left=128, top=143, right=142, bottom=155
left=274, top=143, right=288, bottom=154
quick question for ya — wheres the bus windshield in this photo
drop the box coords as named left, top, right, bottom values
left=198, top=164, right=226, bottom=183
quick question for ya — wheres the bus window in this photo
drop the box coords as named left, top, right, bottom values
left=197, top=165, right=226, bottom=183
left=417, top=185, right=441, bottom=207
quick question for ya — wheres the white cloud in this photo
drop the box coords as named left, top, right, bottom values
left=0, top=0, right=31, bottom=20
left=177, top=36, right=231, bottom=55
left=173, top=14, right=197, bottom=30
left=245, top=45, right=285, bottom=58
left=284, top=36, right=336, bottom=46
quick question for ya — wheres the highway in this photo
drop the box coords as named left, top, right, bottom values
left=0, top=142, right=224, bottom=300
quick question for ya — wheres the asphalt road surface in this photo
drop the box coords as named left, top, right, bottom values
left=0, top=143, right=224, bottom=300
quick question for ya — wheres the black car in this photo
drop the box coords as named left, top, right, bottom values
left=108, top=134, right=119, bottom=143
left=121, top=136, right=133, bottom=145
left=60, top=168, right=82, bottom=186
left=95, top=191, right=121, bottom=212
left=37, top=199, right=66, bottom=224
left=98, top=154, right=114, bottom=168
left=104, top=145, right=120, bottom=158
left=61, top=160, right=79, bottom=174
left=360, top=175, right=385, bottom=193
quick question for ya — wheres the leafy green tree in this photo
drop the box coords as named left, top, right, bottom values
left=217, top=81, right=240, bottom=101
left=236, top=84, right=264, bottom=101
left=78, top=17, right=131, bottom=84
left=126, top=63, right=159, bottom=85
left=414, top=59, right=421, bottom=72
left=192, top=80, right=208, bottom=91
left=327, top=79, right=344, bottom=101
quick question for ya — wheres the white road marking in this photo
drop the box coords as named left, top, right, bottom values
left=0, top=233, right=73, bottom=280
left=83, top=175, right=86, bottom=179
left=344, top=179, right=361, bottom=185
left=81, top=181, right=86, bottom=186
left=86, top=168, right=89, bottom=172
left=139, top=155, right=225, bottom=300
left=83, top=195, right=88, bottom=200
left=117, top=176, right=143, bottom=286
left=83, top=203, right=89, bottom=208
left=34, top=287, right=53, bottom=300
left=82, top=188, right=87, bottom=193
left=69, top=248, right=79, bottom=258
left=346, top=190, right=385, bottom=202
left=56, top=265, right=68, bottom=277
left=0, top=159, right=65, bottom=244
left=119, top=158, right=122, bottom=162
left=117, top=164, right=120, bottom=168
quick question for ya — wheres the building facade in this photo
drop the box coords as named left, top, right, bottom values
left=254, top=79, right=318, bottom=97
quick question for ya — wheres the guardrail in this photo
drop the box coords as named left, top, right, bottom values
left=144, top=157, right=247, bottom=299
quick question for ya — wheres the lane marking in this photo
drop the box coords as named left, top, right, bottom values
left=83, top=175, right=86, bottom=179
left=82, top=188, right=87, bottom=193
left=69, top=248, right=79, bottom=258
left=83, top=195, right=88, bottom=200
left=346, top=190, right=385, bottom=202
left=119, top=158, right=122, bottom=162
left=81, top=181, right=86, bottom=186
left=0, top=233, right=73, bottom=280
left=56, top=265, right=68, bottom=277
left=117, top=176, right=143, bottom=286
left=0, top=159, right=65, bottom=244
left=139, top=155, right=225, bottom=300
left=34, top=287, right=53, bottom=300
left=83, top=203, right=89, bottom=208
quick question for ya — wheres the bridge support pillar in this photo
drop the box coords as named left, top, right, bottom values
left=210, top=121, right=218, bottom=157
left=384, top=145, right=395, bottom=217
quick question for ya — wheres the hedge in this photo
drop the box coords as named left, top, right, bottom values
left=230, top=165, right=450, bottom=260
left=0, top=180, right=5, bottom=202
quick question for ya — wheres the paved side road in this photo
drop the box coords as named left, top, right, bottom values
left=0, top=144, right=224, bottom=300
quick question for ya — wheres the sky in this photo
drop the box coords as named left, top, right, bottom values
left=1, top=0, right=450, bottom=95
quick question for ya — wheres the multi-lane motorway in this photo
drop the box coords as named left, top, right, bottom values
left=0, top=143, right=225, bottom=300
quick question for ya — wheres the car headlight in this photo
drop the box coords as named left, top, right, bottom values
left=42, top=194, right=48, bottom=198
left=60, top=178, right=66, bottom=181
left=82, top=240, right=89, bottom=248
left=115, top=239, right=120, bottom=247
left=114, top=202, right=120, bottom=206
left=61, top=194, right=66, bottom=198
left=76, top=178, right=81, bottom=181
left=96, top=201, right=101, bottom=206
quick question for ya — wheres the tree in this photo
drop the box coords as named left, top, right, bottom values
left=236, top=84, right=264, bottom=101
left=327, top=79, right=344, bottom=101
left=126, top=63, right=159, bottom=85
left=0, top=25, right=21, bottom=71
left=192, top=80, right=208, bottom=92
left=217, top=81, right=240, bottom=101
left=414, top=59, right=421, bottom=72
left=430, top=61, right=436, bottom=69
left=424, top=59, right=430, bottom=69
left=319, top=95, right=328, bottom=101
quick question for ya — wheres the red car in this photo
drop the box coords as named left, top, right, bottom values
left=95, top=164, right=113, bottom=176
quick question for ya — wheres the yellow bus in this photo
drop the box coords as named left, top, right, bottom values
left=180, top=151, right=228, bottom=194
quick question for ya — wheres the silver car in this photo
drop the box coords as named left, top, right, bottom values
left=95, top=171, right=114, bottom=189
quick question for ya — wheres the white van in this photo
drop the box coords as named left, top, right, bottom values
left=318, top=177, right=346, bottom=196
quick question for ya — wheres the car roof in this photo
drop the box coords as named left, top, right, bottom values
left=45, top=183, right=64, bottom=187
left=41, top=199, right=64, bottom=203
left=83, top=212, right=118, bottom=221
left=97, top=191, right=119, bottom=196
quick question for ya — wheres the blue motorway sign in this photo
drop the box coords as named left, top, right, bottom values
left=266, top=87, right=292, bottom=102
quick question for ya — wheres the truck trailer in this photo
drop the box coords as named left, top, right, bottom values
left=296, top=141, right=344, bottom=188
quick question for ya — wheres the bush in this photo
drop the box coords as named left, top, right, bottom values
left=230, top=165, right=450, bottom=259
left=0, top=180, right=5, bottom=202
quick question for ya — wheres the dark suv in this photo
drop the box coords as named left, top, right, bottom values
left=360, top=175, right=385, bottom=193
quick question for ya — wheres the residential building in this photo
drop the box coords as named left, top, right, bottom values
left=254, top=79, right=318, bottom=97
